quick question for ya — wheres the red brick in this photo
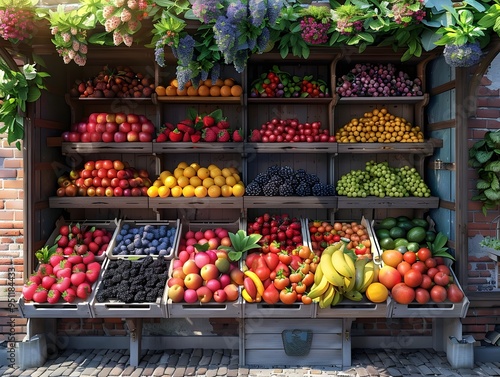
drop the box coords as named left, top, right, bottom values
left=0, top=170, right=16, bottom=178
left=4, top=200, right=23, bottom=210
left=3, top=159, right=22, bottom=169
left=3, top=180, right=23, bottom=189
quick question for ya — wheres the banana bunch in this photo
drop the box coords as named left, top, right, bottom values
left=308, top=242, right=377, bottom=308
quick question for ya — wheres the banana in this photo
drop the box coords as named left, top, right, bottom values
left=343, top=252, right=356, bottom=278
left=331, top=246, right=352, bottom=278
left=308, top=276, right=330, bottom=299
left=331, top=287, right=342, bottom=306
left=354, top=258, right=369, bottom=292
left=241, top=288, right=254, bottom=303
left=244, top=270, right=264, bottom=297
left=314, top=262, right=324, bottom=286
left=359, top=260, right=375, bottom=292
left=344, top=275, right=356, bottom=293
left=319, top=284, right=335, bottom=308
left=320, top=248, right=345, bottom=288
left=343, top=290, right=363, bottom=301
left=372, top=261, right=380, bottom=282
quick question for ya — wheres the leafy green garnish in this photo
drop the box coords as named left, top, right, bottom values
left=427, top=232, right=455, bottom=261
left=35, top=244, right=58, bottom=263
left=218, top=230, right=262, bottom=262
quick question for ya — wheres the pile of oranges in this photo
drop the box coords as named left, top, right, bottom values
left=147, top=161, right=245, bottom=198
left=155, top=78, right=243, bottom=98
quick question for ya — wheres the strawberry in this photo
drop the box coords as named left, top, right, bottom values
left=250, top=129, right=262, bottom=142
left=156, top=133, right=167, bottom=142
left=67, top=254, right=83, bottom=265
left=77, top=282, right=92, bottom=300
left=41, top=275, right=57, bottom=290
left=62, top=287, right=76, bottom=303
left=202, top=115, right=215, bottom=128
left=217, top=119, right=230, bottom=129
left=56, top=267, right=72, bottom=279
left=168, top=129, right=183, bottom=142
left=71, top=271, right=87, bottom=286
left=85, top=262, right=101, bottom=284
left=202, top=128, right=217, bottom=142
left=217, top=129, right=230, bottom=142
left=81, top=252, right=95, bottom=265
left=177, top=120, right=195, bottom=134
left=28, top=274, right=42, bottom=285
left=47, top=289, right=61, bottom=304
left=190, top=132, right=202, bottom=143
left=22, top=281, right=39, bottom=301
left=32, top=287, right=48, bottom=303
left=164, top=122, right=176, bottom=131
left=232, top=129, right=243, bottom=142
left=53, top=276, right=71, bottom=293
left=49, top=254, right=64, bottom=268
left=37, top=263, right=53, bottom=278
left=182, top=130, right=191, bottom=142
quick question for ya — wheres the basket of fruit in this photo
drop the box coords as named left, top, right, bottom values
left=18, top=218, right=115, bottom=318
left=166, top=219, right=245, bottom=318
left=107, top=219, right=180, bottom=260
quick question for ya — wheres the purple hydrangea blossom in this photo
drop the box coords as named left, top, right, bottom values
left=190, top=0, right=221, bottom=24
left=257, top=26, right=270, bottom=53
left=155, top=39, right=166, bottom=67
left=213, top=15, right=237, bottom=64
left=171, top=34, right=195, bottom=67
left=233, top=49, right=248, bottom=73
left=210, top=63, right=221, bottom=83
left=176, top=65, right=193, bottom=90
left=267, top=0, right=284, bottom=25
left=443, top=42, right=482, bottom=68
left=226, top=1, right=247, bottom=22
left=249, top=0, right=267, bottom=27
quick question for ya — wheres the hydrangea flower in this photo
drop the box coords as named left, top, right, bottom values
left=213, top=15, right=237, bottom=64
left=171, top=34, right=195, bottom=67
left=443, top=42, right=482, bottom=68
left=191, top=0, right=220, bottom=24
left=249, top=0, right=267, bottom=27
left=227, top=1, right=247, bottom=22
left=267, top=0, right=284, bottom=26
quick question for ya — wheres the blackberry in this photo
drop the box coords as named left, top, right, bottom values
left=245, top=181, right=262, bottom=196
left=278, top=166, right=294, bottom=179
left=253, top=172, right=269, bottom=185
left=95, top=291, right=107, bottom=303
left=266, top=165, right=280, bottom=176
left=279, top=183, right=294, bottom=196
left=325, top=184, right=336, bottom=196
left=312, top=183, right=329, bottom=196
left=134, top=291, right=147, bottom=302
left=294, top=169, right=307, bottom=181
left=296, top=182, right=312, bottom=196
left=304, top=173, right=320, bottom=187
left=263, top=181, right=280, bottom=196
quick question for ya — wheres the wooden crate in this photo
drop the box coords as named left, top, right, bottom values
left=167, top=296, right=241, bottom=318
left=242, top=301, right=315, bottom=319
left=315, top=298, right=391, bottom=318
left=242, top=318, right=351, bottom=367
left=18, top=295, right=95, bottom=319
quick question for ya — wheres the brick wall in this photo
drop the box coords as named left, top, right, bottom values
left=0, top=131, right=27, bottom=343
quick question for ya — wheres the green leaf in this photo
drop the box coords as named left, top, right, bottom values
left=475, top=150, right=494, bottom=164
left=484, top=160, right=500, bottom=172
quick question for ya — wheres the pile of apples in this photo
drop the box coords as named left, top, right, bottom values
left=22, top=222, right=110, bottom=304
left=62, top=112, right=156, bottom=143
left=167, top=227, right=244, bottom=303
left=250, top=117, right=336, bottom=143
left=56, top=159, right=152, bottom=197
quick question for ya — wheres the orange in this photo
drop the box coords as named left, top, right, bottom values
left=231, top=173, right=241, bottom=183
left=147, top=186, right=159, bottom=197
left=155, top=86, right=166, bottom=96
left=221, top=168, right=232, bottom=178
left=208, top=185, right=221, bottom=198
left=214, top=78, right=224, bottom=86
left=158, top=186, right=170, bottom=198
left=177, top=176, right=190, bottom=188
left=207, top=164, right=219, bottom=171
left=159, top=170, right=172, bottom=182
left=182, top=185, right=195, bottom=197
left=153, top=179, right=163, bottom=188
left=164, top=175, right=177, bottom=188
left=183, top=166, right=197, bottom=178
left=230, top=85, right=243, bottom=97
left=177, top=162, right=189, bottom=169
left=187, top=86, right=198, bottom=96
left=165, top=85, right=177, bottom=96
left=220, top=85, right=232, bottom=97
left=381, top=249, right=404, bottom=268
left=229, top=167, right=239, bottom=174
left=194, top=186, right=208, bottom=198
left=221, top=185, right=233, bottom=197
left=203, top=79, right=214, bottom=87
left=170, top=185, right=183, bottom=197
left=209, top=86, right=221, bottom=97
left=214, top=175, right=226, bottom=187
left=189, top=176, right=202, bottom=187
left=210, top=167, right=222, bottom=178
left=225, top=176, right=237, bottom=187
left=176, top=87, right=188, bottom=96
left=173, top=167, right=185, bottom=179
left=203, top=177, right=215, bottom=188
left=224, top=78, right=235, bottom=86
left=198, top=85, right=210, bottom=97
left=365, top=282, right=389, bottom=303
left=232, top=183, right=245, bottom=197
left=190, top=162, right=201, bottom=171
left=170, top=79, right=179, bottom=88
left=197, top=167, right=210, bottom=180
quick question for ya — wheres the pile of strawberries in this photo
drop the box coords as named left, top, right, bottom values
left=156, top=108, right=243, bottom=143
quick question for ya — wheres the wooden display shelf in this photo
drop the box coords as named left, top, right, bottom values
left=245, top=142, right=337, bottom=154
left=149, top=197, right=244, bottom=210
left=315, top=298, right=391, bottom=318
left=61, top=142, right=153, bottom=154
left=242, top=301, right=315, bottom=318
left=244, top=196, right=337, bottom=209
left=66, top=95, right=154, bottom=105
left=247, top=97, right=333, bottom=104
left=337, top=196, right=439, bottom=209
left=155, top=95, right=242, bottom=104
left=337, top=141, right=434, bottom=155
left=167, top=295, right=242, bottom=318
left=49, top=196, right=149, bottom=209
left=152, top=142, right=244, bottom=154
left=337, top=94, right=428, bottom=105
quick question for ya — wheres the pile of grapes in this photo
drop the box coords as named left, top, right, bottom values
left=335, top=108, right=424, bottom=143
left=336, top=161, right=431, bottom=198
left=336, top=63, right=423, bottom=97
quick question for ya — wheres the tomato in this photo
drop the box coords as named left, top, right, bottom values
left=415, top=287, right=431, bottom=304
left=289, top=270, right=303, bottom=284
left=312, top=220, right=322, bottom=227
left=424, top=257, right=437, bottom=268
left=381, top=249, right=404, bottom=268
left=323, top=232, right=333, bottom=242
left=262, top=283, right=280, bottom=304
left=299, top=262, right=310, bottom=275
left=309, top=226, right=318, bottom=234
left=391, top=282, right=415, bottom=304
left=378, top=265, right=402, bottom=290
left=447, top=283, right=464, bottom=303
left=295, top=282, right=306, bottom=294
left=298, top=245, right=312, bottom=259
left=261, top=243, right=270, bottom=254
left=411, top=261, right=427, bottom=274
left=403, top=251, right=417, bottom=265
left=313, top=232, right=323, bottom=242
left=245, top=253, right=260, bottom=270
left=436, top=264, right=451, bottom=275
left=278, top=251, right=292, bottom=265
left=426, top=267, right=438, bottom=279
left=333, top=235, right=341, bottom=242
left=416, top=247, right=432, bottom=262
left=301, top=295, right=313, bottom=305
left=433, top=271, right=450, bottom=286
left=302, top=272, right=314, bottom=287
left=430, top=285, right=447, bottom=302
left=419, top=274, right=433, bottom=290
left=279, top=287, right=297, bottom=304
left=404, top=269, right=423, bottom=288
left=273, top=275, right=290, bottom=290
left=396, top=261, right=412, bottom=277
left=269, top=241, right=281, bottom=253
left=263, top=252, right=279, bottom=271
left=275, top=262, right=290, bottom=276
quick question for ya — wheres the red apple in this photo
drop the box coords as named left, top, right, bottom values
left=102, top=131, right=114, bottom=143
left=102, top=160, right=113, bottom=170
left=90, top=132, right=102, bottom=142
left=205, top=278, right=221, bottom=293
left=182, top=259, right=199, bottom=275
left=183, top=288, right=198, bottom=303
left=127, top=131, right=139, bottom=142
left=119, top=122, right=132, bottom=133
left=196, top=286, right=213, bottom=303
left=81, top=132, right=92, bottom=142
left=77, top=122, right=87, bottom=133
left=167, top=277, right=184, bottom=288
left=96, top=113, right=107, bottom=124
left=200, top=263, right=219, bottom=281
left=219, top=273, right=231, bottom=288
left=95, top=186, right=105, bottom=196
left=184, top=273, right=203, bottom=290
left=68, top=132, right=81, bottom=142
left=88, top=113, right=99, bottom=123
left=168, top=284, right=185, bottom=303
left=105, top=122, right=118, bottom=133
left=131, top=187, right=142, bottom=196
left=113, top=187, right=123, bottom=196
left=213, top=289, right=227, bottom=303
left=223, top=283, right=239, bottom=301
left=87, top=122, right=97, bottom=133
left=115, top=113, right=127, bottom=124
left=142, top=121, right=155, bottom=134
left=127, top=114, right=139, bottom=124
left=114, top=132, right=127, bottom=143
left=106, top=113, right=116, bottom=123
left=86, top=187, right=96, bottom=196
left=118, top=179, right=130, bottom=189
left=194, top=252, right=211, bottom=269
left=139, top=132, right=153, bottom=142
left=110, top=177, right=120, bottom=187
left=105, top=187, right=114, bottom=197
left=113, top=160, right=125, bottom=170
left=172, top=267, right=186, bottom=280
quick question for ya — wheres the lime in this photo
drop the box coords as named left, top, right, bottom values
left=425, top=230, right=437, bottom=242
left=389, top=226, right=406, bottom=239
left=394, top=238, right=409, bottom=248
left=379, top=237, right=395, bottom=250
left=407, top=226, right=426, bottom=243
left=396, top=245, right=408, bottom=254
left=376, top=228, right=390, bottom=239
left=406, top=242, right=420, bottom=252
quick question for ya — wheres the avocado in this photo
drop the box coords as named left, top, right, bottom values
left=378, top=217, right=397, bottom=230
left=406, top=226, right=427, bottom=243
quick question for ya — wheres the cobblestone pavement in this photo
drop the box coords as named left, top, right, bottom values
left=1, top=348, right=499, bottom=377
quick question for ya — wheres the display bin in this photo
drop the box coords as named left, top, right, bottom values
left=388, top=269, right=470, bottom=318
left=18, top=294, right=96, bottom=319
left=315, top=297, right=391, bottom=318
left=90, top=258, right=169, bottom=318
left=242, top=318, right=349, bottom=367
left=242, top=301, right=315, bottom=318
left=106, top=219, right=181, bottom=260
left=49, top=196, right=149, bottom=209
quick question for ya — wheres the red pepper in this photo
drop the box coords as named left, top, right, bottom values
left=168, top=128, right=183, bottom=142
left=355, top=244, right=368, bottom=255
left=333, top=234, right=341, bottom=242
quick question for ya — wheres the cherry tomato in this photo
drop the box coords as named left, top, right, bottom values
left=279, top=287, right=297, bottom=304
